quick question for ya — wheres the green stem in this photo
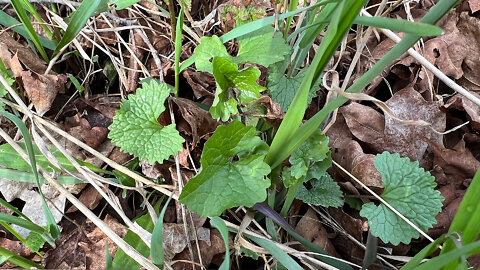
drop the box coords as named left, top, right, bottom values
left=0, top=246, right=43, bottom=269
left=174, top=6, right=184, bottom=97
left=280, top=177, right=303, bottom=217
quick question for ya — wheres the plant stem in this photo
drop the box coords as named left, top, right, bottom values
left=174, top=6, right=184, bottom=97
left=167, top=0, right=176, bottom=40
left=280, top=177, right=303, bottom=217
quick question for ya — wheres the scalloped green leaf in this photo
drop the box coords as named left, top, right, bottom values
left=179, top=121, right=271, bottom=217
left=108, top=81, right=184, bottom=164
left=289, top=130, right=330, bottom=179
left=359, top=152, right=444, bottom=245
left=193, top=35, right=231, bottom=73
left=234, top=26, right=291, bottom=67
left=267, top=60, right=319, bottom=112
left=210, top=57, right=266, bottom=121
left=25, top=231, right=45, bottom=253
left=297, top=173, right=343, bottom=208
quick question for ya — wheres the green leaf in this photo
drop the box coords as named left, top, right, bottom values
left=108, top=80, right=184, bottom=164
left=247, top=234, right=303, bottom=270
left=297, top=173, right=343, bottom=208
left=0, top=143, right=78, bottom=173
left=25, top=231, right=45, bottom=253
left=289, top=130, right=330, bottom=179
left=359, top=152, right=444, bottom=245
left=151, top=194, right=173, bottom=268
left=354, top=16, right=444, bottom=36
left=193, top=35, right=231, bottom=73
left=179, top=121, right=271, bottom=217
left=110, top=0, right=141, bottom=10
left=235, top=26, right=291, bottom=67
left=0, top=10, right=56, bottom=50
left=53, top=0, right=109, bottom=57
left=210, top=57, right=266, bottom=121
left=193, top=26, right=290, bottom=74
left=441, top=167, right=480, bottom=269
left=267, top=61, right=319, bottom=112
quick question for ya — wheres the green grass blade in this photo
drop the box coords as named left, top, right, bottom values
left=266, top=0, right=366, bottom=168
left=401, top=234, right=451, bottom=270
left=269, top=0, right=460, bottom=169
left=291, top=15, right=443, bottom=41
left=10, top=0, right=49, bottom=62
left=0, top=198, right=31, bottom=221
left=0, top=213, right=45, bottom=233
left=53, top=0, right=107, bottom=57
left=415, top=241, right=480, bottom=270
left=210, top=217, right=230, bottom=270
left=247, top=234, right=303, bottom=270
left=68, top=75, right=84, bottom=93
left=0, top=10, right=56, bottom=50
left=105, top=242, right=113, bottom=270
left=174, top=6, right=184, bottom=97
left=0, top=246, right=43, bottom=269
left=283, top=0, right=299, bottom=38
left=0, top=111, right=60, bottom=240
left=179, top=55, right=195, bottom=72
left=18, top=0, right=54, bottom=39
left=441, top=168, right=480, bottom=269
left=151, top=195, right=173, bottom=267
left=110, top=0, right=141, bottom=10
left=0, top=168, right=84, bottom=184
left=354, top=16, right=443, bottom=36
left=298, top=2, right=337, bottom=49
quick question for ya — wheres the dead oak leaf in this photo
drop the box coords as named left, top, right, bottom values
left=382, top=87, right=445, bottom=164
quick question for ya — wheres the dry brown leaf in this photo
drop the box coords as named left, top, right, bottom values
left=340, top=102, right=385, bottom=149
left=327, top=114, right=383, bottom=188
left=294, top=208, right=338, bottom=257
left=444, top=93, right=480, bottom=132
left=469, top=0, right=480, bottom=12
left=424, top=137, right=480, bottom=180
left=382, top=87, right=445, bottom=164
left=67, top=185, right=103, bottom=213
left=171, top=97, right=218, bottom=147
left=0, top=33, right=66, bottom=114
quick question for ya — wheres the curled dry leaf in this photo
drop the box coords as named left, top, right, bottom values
left=444, top=93, right=480, bottom=132
left=164, top=224, right=230, bottom=270
left=171, top=97, right=218, bottom=147
left=422, top=11, right=480, bottom=87
left=340, top=102, right=385, bottom=151
left=294, top=208, right=338, bottom=257
left=327, top=114, right=383, bottom=188
left=424, top=137, right=480, bottom=180
left=0, top=33, right=65, bottom=114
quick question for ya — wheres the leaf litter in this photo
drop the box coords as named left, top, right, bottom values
left=1, top=1, right=480, bottom=269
